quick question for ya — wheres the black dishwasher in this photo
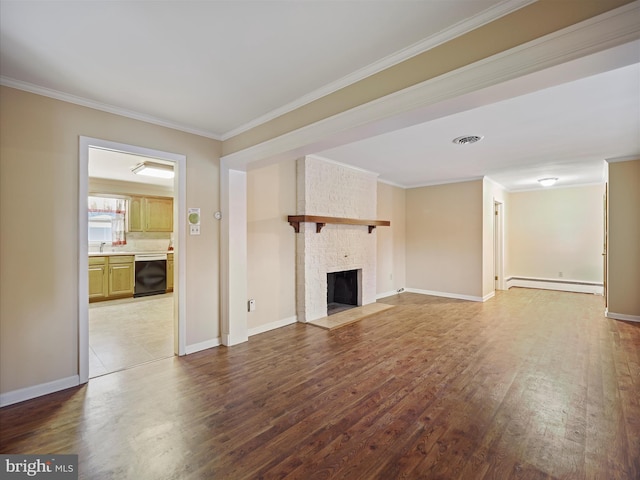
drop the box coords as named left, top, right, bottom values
left=134, top=254, right=167, bottom=297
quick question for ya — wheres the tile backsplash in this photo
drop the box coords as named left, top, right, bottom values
left=89, top=238, right=172, bottom=253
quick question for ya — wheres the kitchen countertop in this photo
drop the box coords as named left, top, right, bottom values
left=89, top=251, right=174, bottom=257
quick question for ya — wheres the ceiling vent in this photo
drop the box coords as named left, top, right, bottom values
left=452, top=135, right=484, bottom=145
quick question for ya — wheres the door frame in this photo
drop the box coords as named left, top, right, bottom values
left=494, top=200, right=505, bottom=291
left=79, top=136, right=187, bottom=384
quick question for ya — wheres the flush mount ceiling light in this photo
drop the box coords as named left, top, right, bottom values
left=131, top=161, right=174, bottom=179
left=452, top=135, right=484, bottom=145
left=538, top=177, right=558, bottom=187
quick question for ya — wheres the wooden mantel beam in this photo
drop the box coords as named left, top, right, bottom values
left=288, top=215, right=390, bottom=234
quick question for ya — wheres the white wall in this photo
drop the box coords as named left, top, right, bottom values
left=507, top=184, right=604, bottom=283
left=246, top=160, right=297, bottom=334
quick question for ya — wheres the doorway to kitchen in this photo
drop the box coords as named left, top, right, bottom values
left=79, top=137, right=187, bottom=384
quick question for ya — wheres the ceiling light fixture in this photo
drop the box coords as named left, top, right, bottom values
left=538, top=177, right=558, bottom=187
left=131, top=161, right=174, bottom=179
left=452, top=135, right=484, bottom=145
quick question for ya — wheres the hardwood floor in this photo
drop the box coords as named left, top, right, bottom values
left=1, top=288, right=638, bottom=479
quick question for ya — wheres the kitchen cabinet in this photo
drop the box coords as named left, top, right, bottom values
left=128, top=195, right=173, bottom=232
left=128, top=196, right=144, bottom=232
left=89, top=255, right=134, bottom=302
left=88, top=256, right=108, bottom=301
left=108, top=255, right=134, bottom=297
left=167, top=253, right=174, bottom=292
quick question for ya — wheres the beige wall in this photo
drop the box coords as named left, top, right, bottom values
left=246, top=160, right=297, bottom=331
left=0, top=86, right=221, bottom=395
left=607, top=159, right=640, bottom=317
left=376, top=182, right=406, bottom=296
left=405, top=180, right=483, bottom=298
left=507, top=184, right=605, bottom=283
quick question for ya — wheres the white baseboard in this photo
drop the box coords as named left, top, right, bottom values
left=376, top=290, right=401, bottom=300
left=249, top=315, right=298, bottom=337
left=0, top=375, right=79, bottom=408
left=405, top=288, right=484, bottom=302
left=185, top=337, right=221, bottom=355
left=483, top=291, right=496, bottom=302
left=507, top=277, right=603, bottom=295
left=605, top=309, right=640, bottom=322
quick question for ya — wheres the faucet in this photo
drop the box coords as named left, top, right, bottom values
left=100, top=242, right=106, bottom=253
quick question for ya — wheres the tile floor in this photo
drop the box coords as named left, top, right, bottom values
left=88, top=293, right=174, bottom=378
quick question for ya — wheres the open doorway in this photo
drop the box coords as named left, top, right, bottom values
left=87, top=149, right=174, bottom=377
left=79, top=137, right=186, bottom=384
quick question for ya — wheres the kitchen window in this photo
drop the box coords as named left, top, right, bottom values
left=88, top=195, right=127, bottom=246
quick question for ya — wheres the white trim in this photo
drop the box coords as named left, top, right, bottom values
left=0, top=375, right=79, bottom=408
left=483, top=291, right=496, bottom=302
left=376, top=290, right=401, bottom=300
left=79, top=137, right=188, bottom=384
left=185, top=337, right=221, bottom=355
left=1, top=76, right=221, bottom=141
left=248, top=316, right=298, bottom=337
left=221, top=0, right=535, bottom=140
left=405, top=176, right=485, bottom=190
left=222, top=3, right=640, bottom=170
left=376, top=178, right=407, bottom=189
left=605, top=309, right=640, bottom=322
left=506, top=277, right=604, bottom=295
left=405, top=288, right=485, bottom=302
left=606, top=155, right=640, bottom=163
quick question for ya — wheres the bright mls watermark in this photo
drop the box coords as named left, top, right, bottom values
left=1, top=455, right=78, bottom=479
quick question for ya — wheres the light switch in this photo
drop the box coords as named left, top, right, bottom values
left=190, top=225, right=200, bottom=235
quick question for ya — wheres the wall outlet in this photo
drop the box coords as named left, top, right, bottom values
left=248, top=299, right=256, bottom=312
left=397, top=288, right=405, bottom=293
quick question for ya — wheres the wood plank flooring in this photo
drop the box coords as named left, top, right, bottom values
left=1, top=288, right=638, bottom=479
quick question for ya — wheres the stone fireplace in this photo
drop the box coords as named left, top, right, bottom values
left=295, top=156, right=379, bottom=322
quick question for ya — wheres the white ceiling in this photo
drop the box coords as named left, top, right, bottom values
left=1, top=1, right=639, bottom=191
left=89, top=148, right=174, bottom=188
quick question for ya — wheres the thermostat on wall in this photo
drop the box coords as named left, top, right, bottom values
left=188, top=208, right=201, bottom=235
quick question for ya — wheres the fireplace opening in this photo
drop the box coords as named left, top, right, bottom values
left=327, top=269, right=359, bottom=315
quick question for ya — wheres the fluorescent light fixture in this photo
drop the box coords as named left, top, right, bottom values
left=131, top=161, right=174, bottom=179
left=538, top=177, right=558, bottom=187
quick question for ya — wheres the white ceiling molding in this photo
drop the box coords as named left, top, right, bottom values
left=0, top=75, right=223, bottom=141
left=220, top=0, right=536, bottom=141
left=606, top=155, right=640, bottom=163
left=221, top=1, right=640, bottom=173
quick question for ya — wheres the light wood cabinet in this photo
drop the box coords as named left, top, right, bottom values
left=128, top=196, right=144, bottom=232
left=88, top=256, right=108, bottom=301
left=128, top=195, right=173, bottom=233
left=108, top=256, right=134, bottom=297
left=167, top=253, right=174, bottom=292
left=145, top=197, right=173, bottom=232
left=89, top=255, right=134, bottom=302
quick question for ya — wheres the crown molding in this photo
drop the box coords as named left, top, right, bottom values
left=220, top=0, right=535, bottom=140
left=606, top=155, right=640, bottom=163
left=221, top=2, right=640, bottom=173
left=0, top=76, right=223, bottom=141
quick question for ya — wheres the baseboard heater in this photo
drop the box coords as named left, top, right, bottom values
left=506, top=277, right=603, bottom=295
